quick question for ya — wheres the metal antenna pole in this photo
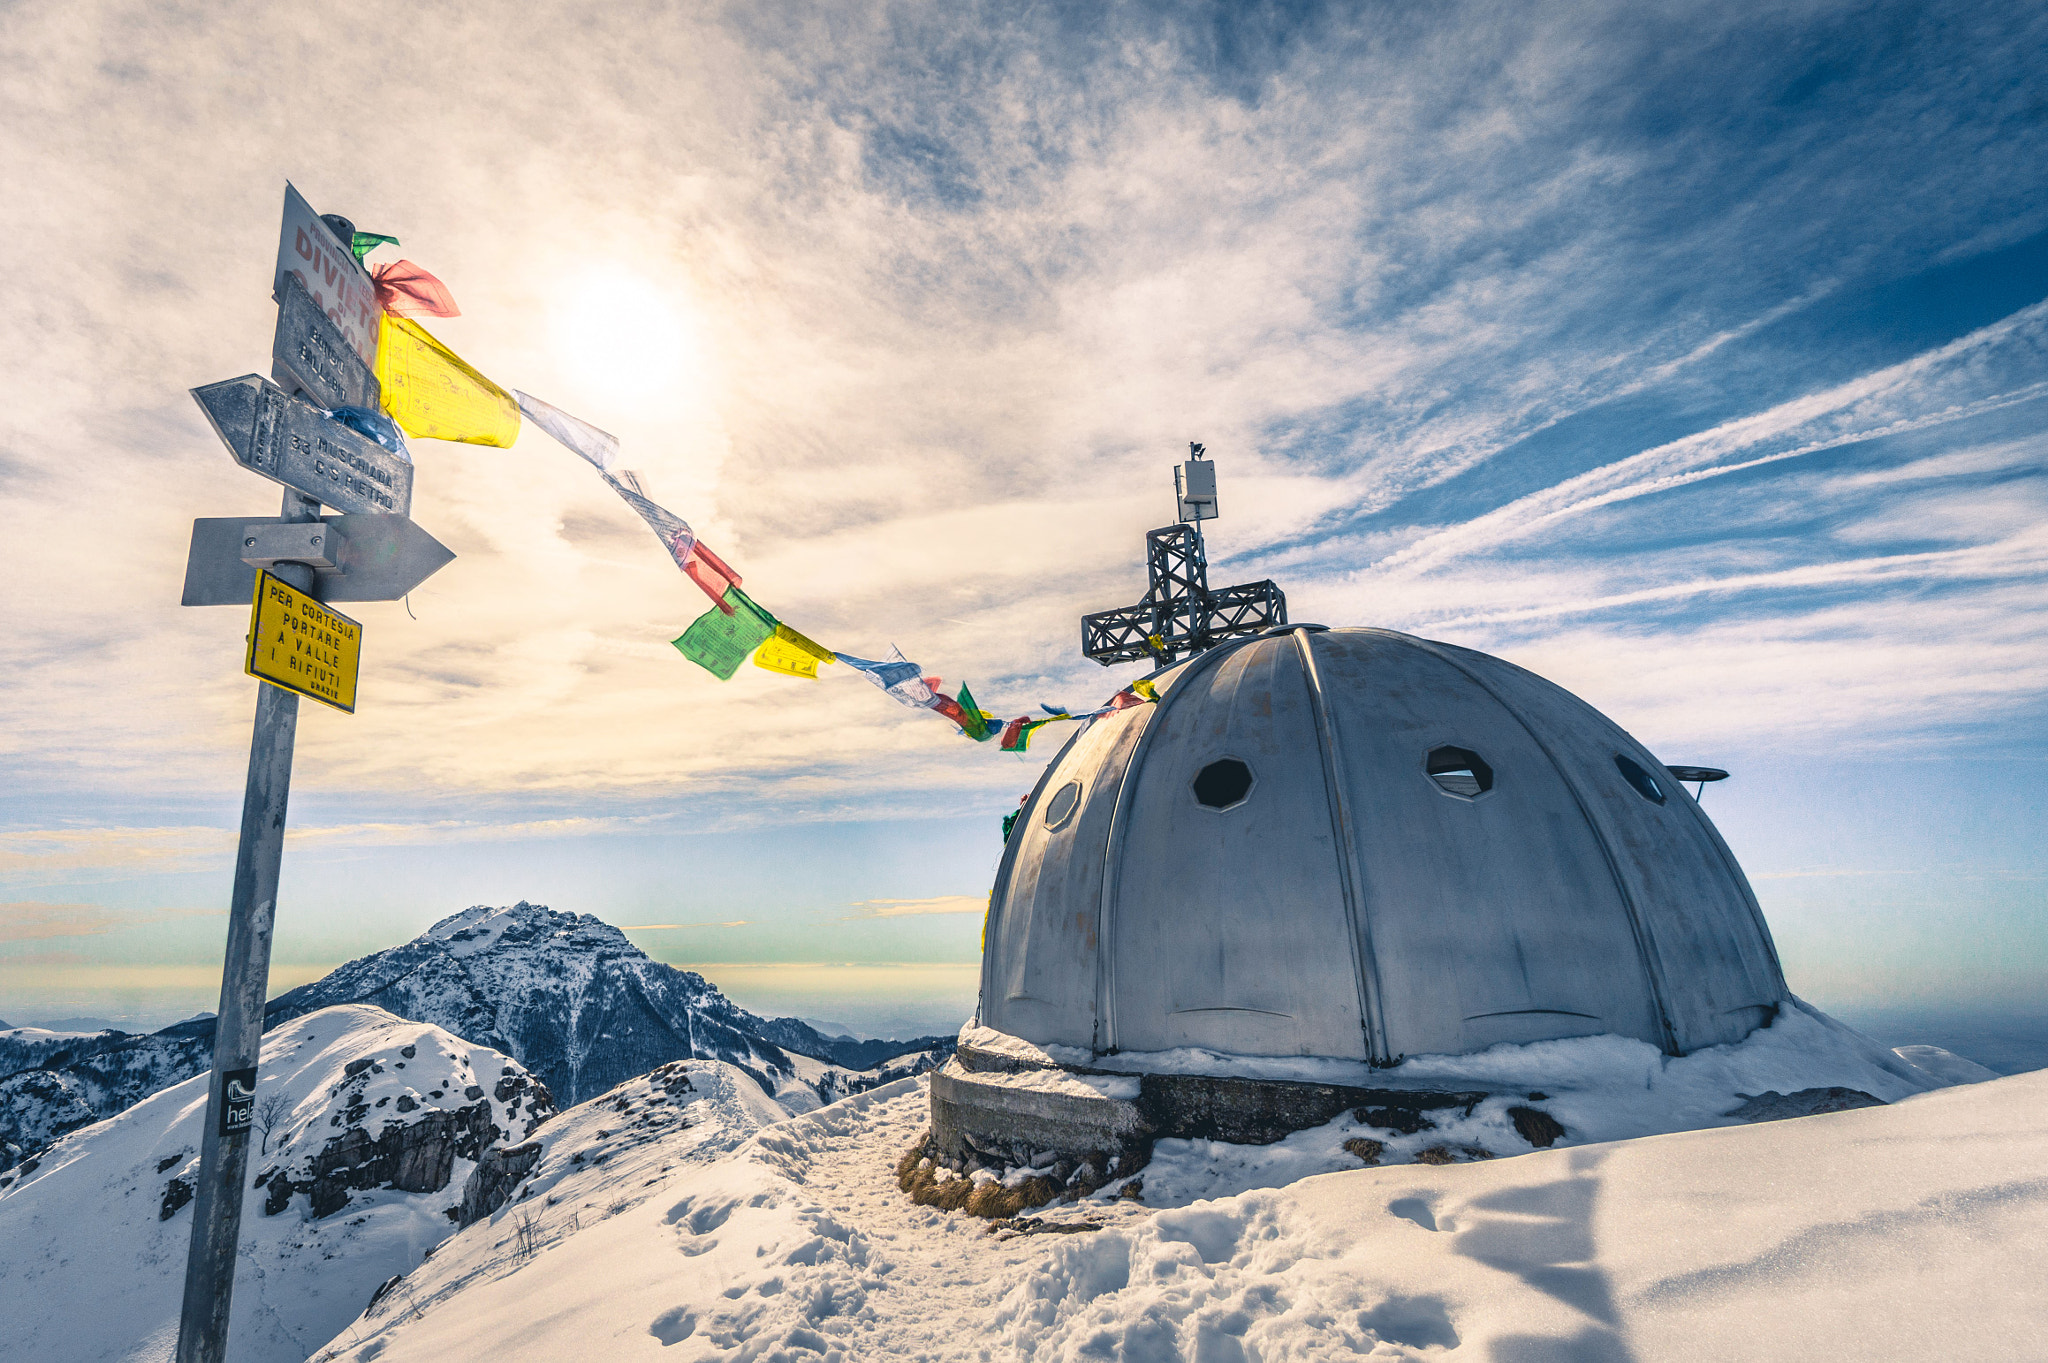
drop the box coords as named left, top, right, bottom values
left=174, top=487, right=319, bottom=1363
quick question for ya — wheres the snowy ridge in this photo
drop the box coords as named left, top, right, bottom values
left=0, top=1006, right=550, bottom=1363
left=311, top=1063, right=2048, bottom=1362
left=320, top=1056, right=801, bottom=1349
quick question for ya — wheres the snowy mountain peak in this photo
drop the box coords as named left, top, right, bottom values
left=422, top=901, right=631, bottom=959
left=266, top=902, right=947, bottom=1108
left=3, top=902, right=949, bottom=1173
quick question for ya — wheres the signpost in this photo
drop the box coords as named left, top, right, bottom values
left=174, top=188, right=454, bottom=1363
left=273, top=273, right=379, bottom=412
left=180, top=513, right=453, bottom=606
left=193, top=373, right=415, bottom=515
left=246, top=571, right=363, bottom=713
left=272, top=182, right=380, bottom=367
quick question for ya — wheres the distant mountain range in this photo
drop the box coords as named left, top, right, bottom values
left=1, top=902, right=950, bottom=1168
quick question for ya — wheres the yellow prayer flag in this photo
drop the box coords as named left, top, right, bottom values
left=374, top=313, right=520, bottom=447
left=752, top=625, right=836, bottom=679
left=774, top=624, right=834, bottom=662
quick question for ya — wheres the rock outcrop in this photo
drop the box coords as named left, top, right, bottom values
left=458, top=1140, right=544, bottom=1227
left=252, top=1027, right=555, bottom=1221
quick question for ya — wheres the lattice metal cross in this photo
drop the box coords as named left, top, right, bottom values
left=1081, top=469, right=1285, bottom=667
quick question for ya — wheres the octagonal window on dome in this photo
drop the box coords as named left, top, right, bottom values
left=1614, top=754, right=1666, bottom=805
left=1043, top=780, right=1083, bottom=830
left=1426, top=746, right=1493, bottom=799
left=1192, top=758, right=1254, bottom=810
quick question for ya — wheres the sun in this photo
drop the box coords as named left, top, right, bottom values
left=554, top=267, right=705, bottom=407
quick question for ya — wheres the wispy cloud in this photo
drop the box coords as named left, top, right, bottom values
left=0, top=828, right=234, bottom=877
left=0, top=1, right=2041, bottom=827
left=0, top=901, right=222, bottom=942
left=0, top=816, right=672, bottom=883
left=620, top=921, right=751, bottom=930
left=1372, top=302, right=2048, bottom=580
left=844, top=896, right=986, bottom=919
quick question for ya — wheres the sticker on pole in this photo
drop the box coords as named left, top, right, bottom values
left=220, top=1067, right=258, bottom=1136
left=246, top=570, right=362, bottom=713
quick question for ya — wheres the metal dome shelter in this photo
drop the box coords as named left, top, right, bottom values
left=981, top=625, right=1785, bottom=1065
left=917, top=457, right=1791, bottom=1195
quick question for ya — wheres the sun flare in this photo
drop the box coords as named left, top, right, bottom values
left=554, top=267, right=704, bottom=407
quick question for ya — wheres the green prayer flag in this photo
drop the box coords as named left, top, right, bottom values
left=956, top=683, right=991, bottom=741
left=351, top=231, right=400, bottom=262
left=673, top=587, right=777, bottom=680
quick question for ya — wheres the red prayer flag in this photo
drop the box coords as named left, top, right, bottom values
left=682, top=541, right=742, bottom=613
left=371, top=260, right=460, bottom=318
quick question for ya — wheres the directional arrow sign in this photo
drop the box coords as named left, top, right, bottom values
left=193, top=374, right=414, bottom=516
left=272, top=273, right=379, bottom=412
left=181, top=513, right=454, bottom=605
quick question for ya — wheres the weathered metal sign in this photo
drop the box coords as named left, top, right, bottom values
left=246, top=570, right=362, bottom=713
left=193, top=374, right=413, bottom=516
left=273, top=273, right=379, bottom=412
left=272, top=183, right=380, bottom=367
left=180, top=513, right=454, bottom=606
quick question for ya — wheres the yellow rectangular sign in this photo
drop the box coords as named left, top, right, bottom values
left=246, top=570, right=362, bottom=713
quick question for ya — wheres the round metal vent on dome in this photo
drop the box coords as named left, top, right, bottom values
left=1041, top=780, right=1081, bottom=830
left=1425, top=745, right=1493, bottom=798
left=1192, top=758, right=1253, bottom=809
left=1614, top=754, right=1666, bottom=805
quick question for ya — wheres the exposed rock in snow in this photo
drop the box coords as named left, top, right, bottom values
left=0, top=1005, right=553, bottom=1363
left=0, top=1066, right=98, bottom=1168
left=315, top=1055, right=799, bottom=1339
left=1723, top=1087, right=1885, bottom=1123
left=309, top=1065, right=2048, bottom=1362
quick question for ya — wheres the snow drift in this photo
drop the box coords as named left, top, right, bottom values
left=309, top=1040, right=2046, bottom=1361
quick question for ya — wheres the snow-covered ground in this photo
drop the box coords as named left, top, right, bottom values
left=314, top=1052, right=2047, bottom=1360
left=0, top=1006, right=557, bottom=1363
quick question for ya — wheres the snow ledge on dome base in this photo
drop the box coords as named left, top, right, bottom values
left=915, top=1000, right=1949, bottom=1217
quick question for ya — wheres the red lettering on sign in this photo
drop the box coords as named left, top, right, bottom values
left=296, top=228, right=313, bottom=262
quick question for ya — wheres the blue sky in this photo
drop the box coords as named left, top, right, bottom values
left=1, top=0, right=2043, bottom=1037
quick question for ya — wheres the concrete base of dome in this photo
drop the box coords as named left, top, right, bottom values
left=926, top=1040, right=1494, bottom=1192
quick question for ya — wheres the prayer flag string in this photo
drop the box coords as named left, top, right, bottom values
left=338, top=237, right=1155, bottom=748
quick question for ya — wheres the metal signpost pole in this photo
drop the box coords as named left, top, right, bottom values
left=174, top=490, right=319, bottom=1363
left=173, top=188, right=452, bottom=1361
